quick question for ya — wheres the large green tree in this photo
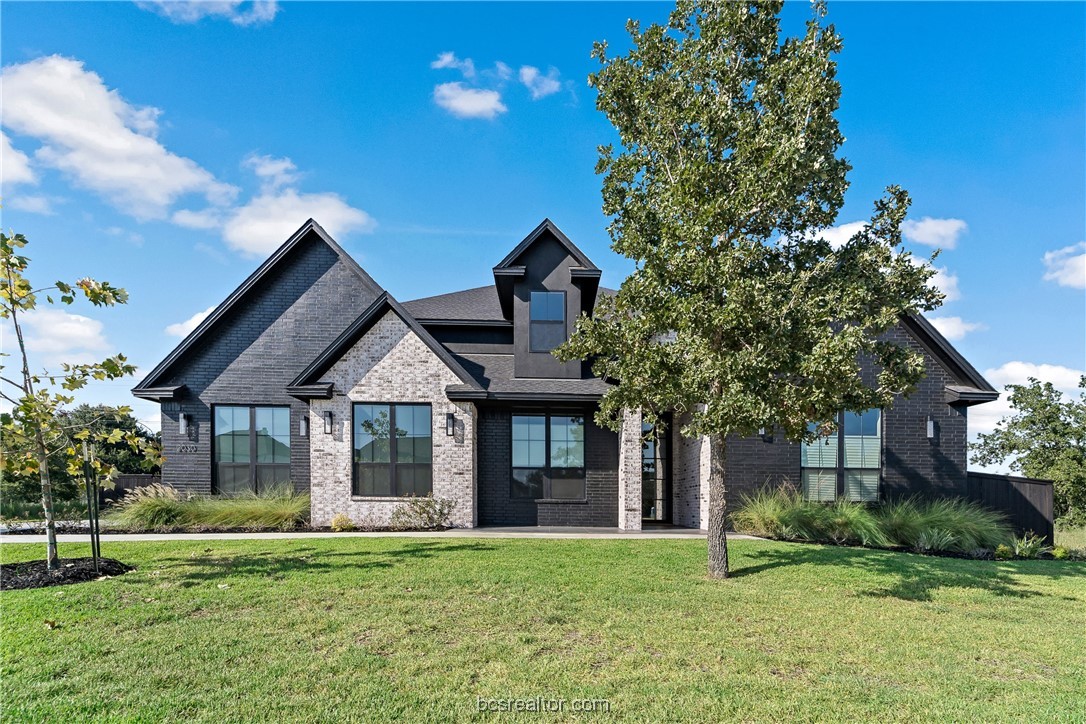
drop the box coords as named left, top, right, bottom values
left=1, top=231, right=161, bottom=569
left=559, top=0, right=942, bottom=577
left=971, top=377, right=1086, bottom=526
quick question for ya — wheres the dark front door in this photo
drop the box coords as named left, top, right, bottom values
left=641, top=420, right=671, bottom=523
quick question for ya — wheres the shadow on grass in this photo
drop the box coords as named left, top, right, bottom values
left=151, top=541, right=495, bottom=587
left=734, top=543, right=1086, bottom=602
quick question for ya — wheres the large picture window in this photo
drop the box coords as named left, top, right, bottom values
left=512, top=412, right=585, bottom=500
left=529, top=291, right=566, bottom=352
left=213, top=405, right=291, bottom=494
left=353, top=403, right=432, bottom=497
left=801, top=409, right=881, bottom=502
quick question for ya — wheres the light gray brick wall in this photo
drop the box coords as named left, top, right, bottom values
left=617, top=408, right=643, bottom=530
left=672, top=413, right=710, bottom=529
left=309, top=311, right=477, bottom=528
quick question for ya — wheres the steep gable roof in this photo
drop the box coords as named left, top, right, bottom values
left=492, top=218, right=602, bottom=319
left=287, top=292, right=484, bottom=398
left=902, top=313, right=998, bottom=406
left=402, top=285, right=508, bottom=323
left=132, top=219, right=382, bottom=400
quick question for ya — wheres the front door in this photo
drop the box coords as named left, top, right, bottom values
left=641, top=420, right=671, bottom=523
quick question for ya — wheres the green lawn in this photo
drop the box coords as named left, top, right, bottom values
left=2, top=538, right=1084, bottom=722
left=1057, top=526, right=1086, bottom=552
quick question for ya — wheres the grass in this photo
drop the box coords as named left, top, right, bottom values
left=2, top=538, right=1084, bottom=721
left=109, top=485, right=309, bottom=531
left=1056, top=525, right=1086, bottom=553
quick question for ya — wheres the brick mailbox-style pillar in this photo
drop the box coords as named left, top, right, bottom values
left=617, top=408, right=643, bottom=531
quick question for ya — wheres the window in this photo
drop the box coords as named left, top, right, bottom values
left=512, top=412, right=585, bottom=499
left=529, top=291, right=566, bottom=352
left=352, top=403, right=432, bottom=497
left=801, top=409, right=881, bottom=502
left=213, top=406, right=290, bottom=494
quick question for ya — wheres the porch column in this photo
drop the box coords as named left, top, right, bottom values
left=617, top=408, right=642, bottom=531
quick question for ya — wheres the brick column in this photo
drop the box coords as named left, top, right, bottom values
left=617, top=408, right=642, bottom=530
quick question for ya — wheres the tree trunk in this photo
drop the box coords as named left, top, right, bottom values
left=35, top=430, right=59, bottom=570
left=707, top=433, right=729, bottom=579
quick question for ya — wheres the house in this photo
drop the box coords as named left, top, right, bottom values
left=133, top=218, right=1004, bottom=531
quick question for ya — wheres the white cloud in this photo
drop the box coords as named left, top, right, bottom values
left=519, top=65, right=562, bottom=100
left=223, top=187, right=375, bottom=256
left=433, top=82, right=507, bottom=120
left=7, top=195, right=54, bottom=215
left=930, top=266, right=961, bottom=302
left=1, top=131, right=36, bottom=188
left=430, top=52, right=475, bottom=79
left=928, top=316, right=985, bottom=341
left=171, top=208, right=223, bottom=230
left=493, top=62, right=513, bottom=81
left=136, top=1, right=278, bottom=26
left=1042, top=242, right=1086, bottom=289
left=243, top=153, right=300, bottom=191
left=9, top=308, right=109, bottom=368
left=0, top=55, right=237, bottom=220
left=901, top=217, right=967, bottom=249
left=818, top=220, right=866, bottom=250
left=165, top=306, right=215, bottom=337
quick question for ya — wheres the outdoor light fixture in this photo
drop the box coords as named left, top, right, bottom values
left=300, top=416, right=309, bottom=438
left=446, top=412, right=456, bottom=436
left=179, top=412, right=189, bottom=435
left=926, top=415, right=935, bottom=439
left=324, top=411, right=334, bottom=435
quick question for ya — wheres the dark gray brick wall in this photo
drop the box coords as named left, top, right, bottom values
left=477, top=406, right=619, bottom=527
left=158, top=234, right=379, bottom=495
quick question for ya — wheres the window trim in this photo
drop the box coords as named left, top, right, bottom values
left=211, top=404, right=292, bottom=495
left=528, top=290, right=567, bottom=353
left=510, top=409, right=587, bottom=501
left=800, top=409, right=883, bottom=502
left=350, top=402, right=433, bottom=498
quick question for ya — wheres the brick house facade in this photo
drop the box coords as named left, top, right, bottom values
left=134, top=218, right=1000, bottom=530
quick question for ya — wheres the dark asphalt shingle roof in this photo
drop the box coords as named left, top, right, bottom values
left=450, top=353, right=612, bottom=398
left=402, top=285, right=506, bottom=322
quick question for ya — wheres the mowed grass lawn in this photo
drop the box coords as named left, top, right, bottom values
left=2, top=538, right=1084, bottom=722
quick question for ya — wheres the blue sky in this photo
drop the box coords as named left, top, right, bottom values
left=1, top=1, right=1083, bottom=465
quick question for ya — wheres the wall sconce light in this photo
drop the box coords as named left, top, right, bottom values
left=446, top=412, right=456, bottom=436
left=324, top=411, right=334, bottom=435
left=926, top=415, right=935, bottom=439
left=179, top=412, right=190, bottom=435
left=758, top=427, right=773, bottom=443
left=300, top=416, right=309, bottom=438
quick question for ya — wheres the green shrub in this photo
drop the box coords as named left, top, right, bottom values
left=1051, top=546, right=1069, bottom=560
left=994, top=544, right=1014, bottom=560
left=113, top=485, right=309, bottom=531
left=330, top=513, right=356, bottom=532
left=389, top=494, right=457, bottom=531
left=733, top=489, right=1013, bottom=556
left=875, top=497, right=1011, bottom=553
left=1012, top=532, right=1051, bottom=559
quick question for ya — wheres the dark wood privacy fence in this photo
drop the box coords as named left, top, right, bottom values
left=100, top=474, right=159, bottom=506
left=966, top=472, right=1054, bottom=544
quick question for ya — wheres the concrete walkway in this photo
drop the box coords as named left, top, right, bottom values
left=0, top=526, right=762, bottom=544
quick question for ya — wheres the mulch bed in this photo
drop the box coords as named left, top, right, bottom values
left=1, top=558, right=133, bottom=591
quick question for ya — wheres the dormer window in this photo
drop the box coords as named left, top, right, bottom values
left=529, top=291, right=566, bottom=352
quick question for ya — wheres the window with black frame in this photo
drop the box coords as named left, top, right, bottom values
left=529, top=291, right=566, bottom=352
left=511, top=412, right=585, bottom=500
left=353, top=403, right=432, bottom=497
left=213, top=406, right=290, bottom=494
left=800, top=409, right=881, bottom=502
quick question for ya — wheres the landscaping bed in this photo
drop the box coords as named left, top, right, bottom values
left=1, top=557, right=132, bottom=591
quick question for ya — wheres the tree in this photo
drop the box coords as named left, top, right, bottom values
left=971, top=377, right=1086, bottom=526
left=0, top=231, right=162, bottom=569
left=558, top=0, right=942, bottom=577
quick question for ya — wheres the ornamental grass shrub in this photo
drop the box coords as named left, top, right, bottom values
left=112, top=484, right=309, bottom=531
left=733, top=488, right=1013, bottom=555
